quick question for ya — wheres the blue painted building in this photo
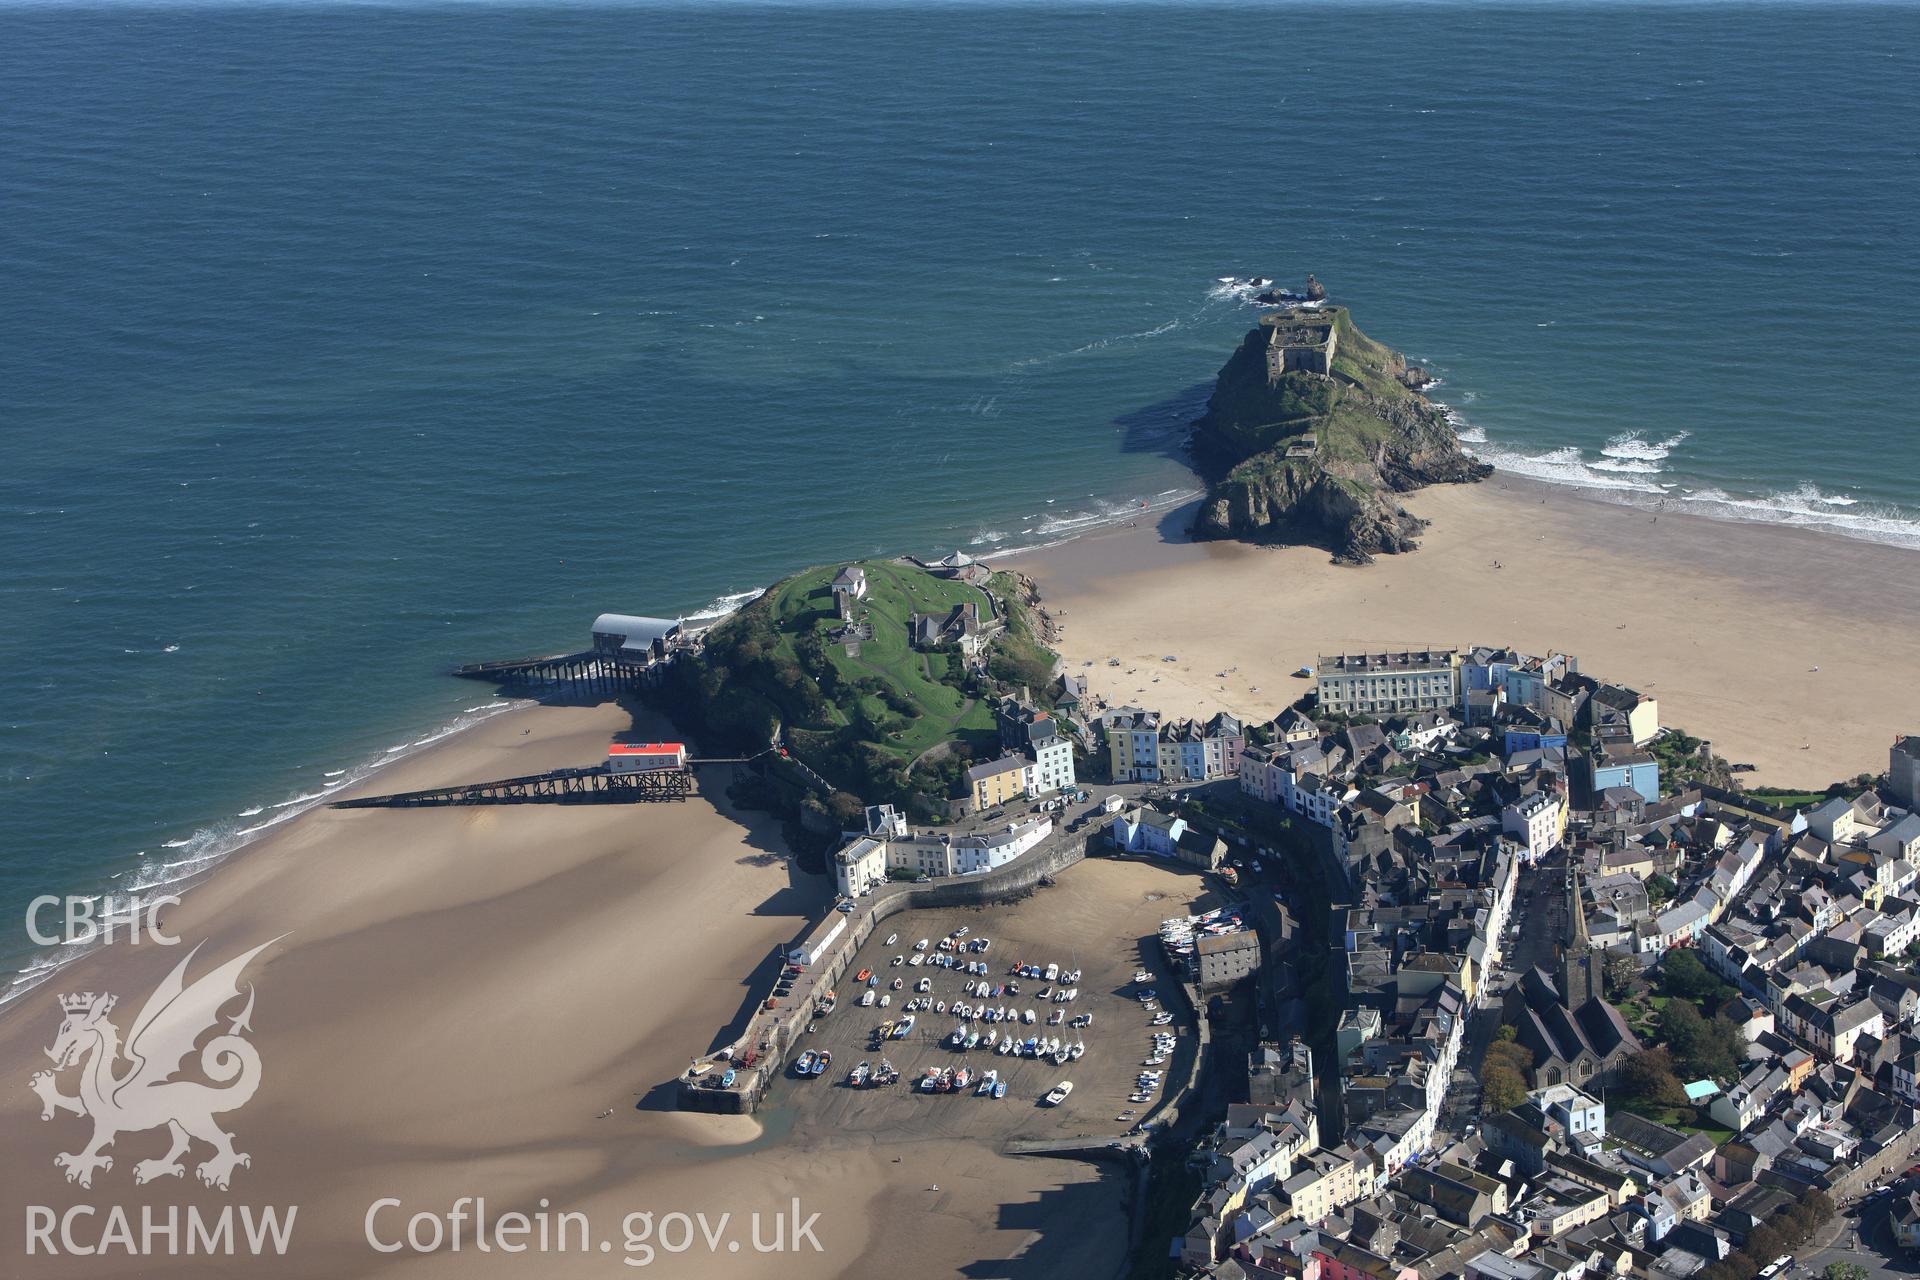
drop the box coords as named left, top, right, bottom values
left=1504, top=727, right=1570, bottom=755
left=1587, top=753, right=1660, bottom=804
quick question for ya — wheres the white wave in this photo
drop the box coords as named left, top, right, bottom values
left=1, top=697, right=532, bottom=1009
left=1466, top=440, right=1667, bottom=495
left=163, top=644, right=180, bottom=653
left=683, top=588, right=764, bottom=623
left=1677, top=484, right=1920, bottom=550
left=1591, top=458, right=1663, bottom=474
left=1600, top=430, right=1689, bottom=463
left=990, top=486, right=1206, bottom=561
left=969, top=528, right=1009, bottom=547
left=323, top=769, right=346, bottom=777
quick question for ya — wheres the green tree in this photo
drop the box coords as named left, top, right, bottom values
left=1824, top=1263, right=1867, bottom=1280
left=1619, top=1047, right=1689, bottom=1108
left=1646, top=873, right=1677, bottom=906
left=1482, top=1064, right=1527, bottom=1113
left=1604, top=951, right=1640, bottom=1000
left=1660, top=949, right=1725, bottom=1004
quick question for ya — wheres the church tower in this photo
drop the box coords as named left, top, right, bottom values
left=1560, top=865, right=1600, bottom=1011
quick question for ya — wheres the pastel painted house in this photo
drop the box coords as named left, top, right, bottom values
left=1582, top=750, right=1660, bottom=804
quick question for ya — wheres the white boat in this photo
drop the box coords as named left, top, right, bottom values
left=919, top=1070, right=941, bottom=1093
left=908, top=954, right=924, bottom=967
left=850, top=1061, right=870, bottom=1086
left=985, top=1029, right=998, bottom=1047
left=885, top=933, right=898, bottom=946
left=936, top=1000, right=946, bottom=1014
left=966, top=1031, right=981, bottom=1049
left=1070, top=1041, right=1085, bottom=1060
left=914, top=939, right=929, bottom=952
left=1022, top=1008, right=1036, bottom=1025
left=893, top=1014, right=915, bottom=1039
left=1044, top=964, right=1058, bottom=981
left=978, top=1069, right=998, bottom=1096
left=880, top=994, right=890, bottom=1007
left=1052, top=1048, right=1070, bottom=1066
left=949, top=1026, right=967, bottom=1048
left=1044, top=1081, right=1073, bottom=1106
left=860, top=989, right=876, bottom=1007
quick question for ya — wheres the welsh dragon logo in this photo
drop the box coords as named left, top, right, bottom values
left=29, top=938, right=278, bottom=1190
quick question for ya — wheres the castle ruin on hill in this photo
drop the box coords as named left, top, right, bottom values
left=1262, top=308, right=1338, bottom=382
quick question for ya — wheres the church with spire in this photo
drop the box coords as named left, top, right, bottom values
left=1502, top=865, right=1641, bottom=1089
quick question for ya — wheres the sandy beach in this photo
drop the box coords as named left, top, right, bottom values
left=0, top=699, right=1146, bottom=1279
left=1015, top=474, right=1920, bottom=790
left=4, top=469, right=1915, bottom=1278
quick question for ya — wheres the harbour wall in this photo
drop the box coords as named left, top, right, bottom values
left=678, top=832, right=1090, bottom=1114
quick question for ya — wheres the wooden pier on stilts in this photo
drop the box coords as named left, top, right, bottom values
left=329, top=751, right=768, bottom=810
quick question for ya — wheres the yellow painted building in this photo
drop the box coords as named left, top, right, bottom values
left=966, top=755, right=1028, bottom=813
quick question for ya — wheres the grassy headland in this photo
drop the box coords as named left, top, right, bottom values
left=657, top=558, right=1061, bottom=837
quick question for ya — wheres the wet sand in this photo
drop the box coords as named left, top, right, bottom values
left=0, top=701, right=843, bottom=1278
left=0, top=701, right=1150, bottom=1279
left=1014, top=473, right=1920, bottom=789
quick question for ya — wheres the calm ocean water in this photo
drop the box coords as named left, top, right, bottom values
left=3, top=1, right=1917, bottom=990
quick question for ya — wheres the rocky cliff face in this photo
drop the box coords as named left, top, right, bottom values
left=1189, top=306, right=1491, bottom=563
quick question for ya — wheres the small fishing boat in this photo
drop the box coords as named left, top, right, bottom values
left=893, top=1014, right=915, bottom=1039
left=953, top=1067, right=971, bottom=1092
left=850, top=1061, right=870, bottom=1086
left=919, top=1070, right=941, bottom=1093
left=793, top=1050, right=817, bottom=1077
left=813, top=1050, right=832, bottom=1075
left=1044, top=1081, right=1073, bottom=1106
left=993, top=1079, right=1006, bottom=1099
left=966, top=1031, right=981, bottom=1050
left=879, top=994, right=890, bottom=1007
left=720, top=1068, right=737, bottom=1088
left=978, top=1069, right=998, bottom=1096
left=860, top=988, right=876, bottom=1007
left=885, top=933, right=898, bottom=947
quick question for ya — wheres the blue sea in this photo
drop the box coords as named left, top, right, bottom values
left=3, top=1, right=1918, bottom=993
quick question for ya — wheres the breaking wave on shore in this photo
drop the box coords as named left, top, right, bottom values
left=684, top=588, right=765, bottom=623
left=965, top=485, right=1205, bottom=561
left=1442, top=404, right=1920, bottom=550
left=0, top=697, right=527, bottom=1010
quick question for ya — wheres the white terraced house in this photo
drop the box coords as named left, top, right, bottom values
left=1315, top=650, right=1459, bottom=717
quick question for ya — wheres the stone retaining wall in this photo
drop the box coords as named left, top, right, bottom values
left=677, top=833, right=1089, bottom=1113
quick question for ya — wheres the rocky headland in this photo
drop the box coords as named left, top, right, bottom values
left=1189, top=300, right=1490, bottom=563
